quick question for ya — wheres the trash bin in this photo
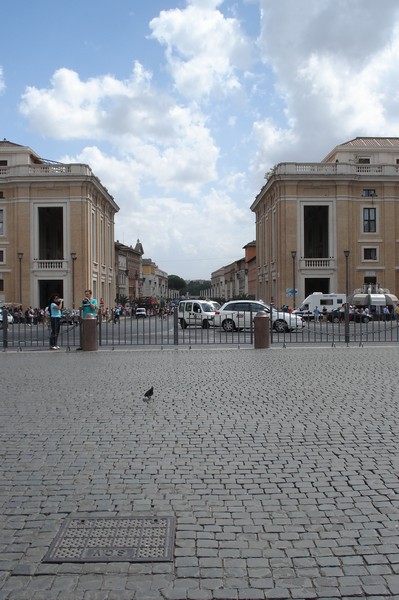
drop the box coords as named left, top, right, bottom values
left=81, top=313, right=98, bottom=351
left=254, top=311, right=270, bottom=349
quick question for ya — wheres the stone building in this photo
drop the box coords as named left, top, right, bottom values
left=210, top=241, right=257, bottom=301
left=250, top=137, right=399, bottom=307
left=0, top=140, right=119, bottom=309
left=142, top=258, right=169, bottom=305
left=114, top=239, right=144, bottom=306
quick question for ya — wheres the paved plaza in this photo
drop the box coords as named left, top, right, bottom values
left=1, top=345, right=399, bottom=600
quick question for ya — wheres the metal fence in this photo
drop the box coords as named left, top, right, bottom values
left=0, top=309, right=254, bottom=350
left=1, top=309, right=399, bottom=350
left=272, top=314, right=399, bottom=346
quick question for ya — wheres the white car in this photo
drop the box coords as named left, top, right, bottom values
left=214, top=300, right=305, bottom=333
left=0, top=308, right=14, bottom=326
left=135, top=308, right=147, bottom=318
left=178, top=300, right=216, bottom=329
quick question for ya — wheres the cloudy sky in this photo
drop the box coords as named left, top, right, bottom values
left=2, top=0, right=399, bottom=279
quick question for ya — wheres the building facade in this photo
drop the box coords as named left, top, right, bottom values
left=0, top=141, right=119, bottom=309
left=210, top=241, right=257, bottom=301
left=251, top=137, right=399, bottom=308
left=115, top=240, right=144, bottom=306
left=142, top=258, right=169, bottom=305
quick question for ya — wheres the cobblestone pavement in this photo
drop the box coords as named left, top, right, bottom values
left=1, top=346, right=399, bottom=600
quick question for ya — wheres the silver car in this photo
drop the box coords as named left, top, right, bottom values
left=214, top=300, right=304, bottom=333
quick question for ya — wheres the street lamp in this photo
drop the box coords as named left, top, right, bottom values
left=344, top=250, right=350, bottom=345
left=17, top=252, right=23, bottom=305
left=291, top=250, right=297, bottom=309
left=70, top=252, right=77, bottom=309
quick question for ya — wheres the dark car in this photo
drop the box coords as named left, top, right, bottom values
left=350, top=310, right=372, bottom=323
left=327, top=309, right=344, bottom=323
left=327, top=308, right=372, bottom=323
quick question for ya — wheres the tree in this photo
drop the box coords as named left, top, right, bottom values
left=115, top=294, right=129, bottom=306
left=168, top=275, right=187, bottom=294
left=186, top=280, right=211, bottom=296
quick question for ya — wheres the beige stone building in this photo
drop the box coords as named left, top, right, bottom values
left=115, top=239, right=144, bottom=306
left=250, top=137, right=399, bottom=308
left=210, top=241, right=257, bottom=301
left=0, top=140, right=119, bottom=309
left=142, top=259, right=169, bottom=305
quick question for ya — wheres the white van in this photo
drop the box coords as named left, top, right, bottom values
left=294, top=292, right=346, bottom=320
left=178, top=300, right=216, bottom=329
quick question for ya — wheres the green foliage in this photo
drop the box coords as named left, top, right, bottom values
left=186, top=280, right=211, bottom=296
left=168, top=275, right=187, bottom=293
left=116, top=294, right=129, bottom=306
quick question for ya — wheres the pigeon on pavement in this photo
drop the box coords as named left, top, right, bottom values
left=144, top=386, right=154, bottom=401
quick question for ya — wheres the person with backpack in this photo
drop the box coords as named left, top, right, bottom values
left=48, top=294, right=63, bottom=350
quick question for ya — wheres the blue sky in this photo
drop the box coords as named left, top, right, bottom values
left=2, top=0, right=399, bottom=279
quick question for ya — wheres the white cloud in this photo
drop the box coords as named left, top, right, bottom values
left=57, top=144, right=253, bottom=279
left=124, top=187, right=253, bottom=274
left=255, top=0, right=399, bottom=168
left=0, top=67, right=5, bottom=94
left=149, top=2, right=253, bottom=100
left=19, top=62, right=219, bottom=194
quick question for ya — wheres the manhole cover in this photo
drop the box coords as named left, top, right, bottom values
left=43, top=516, right=176, bottom=563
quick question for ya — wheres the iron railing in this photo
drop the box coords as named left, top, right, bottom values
left=1, top=308, right=399, bottom=350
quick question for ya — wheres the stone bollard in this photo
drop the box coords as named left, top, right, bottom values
left=81, top=313, right=98, bottom=351
left=254, top=311, right=270, bottom=349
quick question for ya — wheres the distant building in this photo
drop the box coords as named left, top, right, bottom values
left=115, top=239, right=144, bottom=305
left=0, top=140, right=119, bottom=308
left=243, top=241, right=257, bottom=298
left=142, top=258, right=169, bottom=304
left=251, top=137, right=399, bottom=307
left=210, top=241, right=256, bottom=301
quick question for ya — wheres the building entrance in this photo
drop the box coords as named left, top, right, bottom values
left=305, top=278, right=330, bottom=297
left=39, top=280, right=64, bottom=310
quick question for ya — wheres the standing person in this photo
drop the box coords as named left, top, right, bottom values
left=113, top=305, right=121, bottom=324
left=80, top=289, right=98, bottom=317
left=49, top=294, right=63, bottom=350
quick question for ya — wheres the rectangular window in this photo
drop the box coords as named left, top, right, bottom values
left=358, top=157, right=370, bottom=164
left=38, top=206, right=64, bottom=259
left=0, top=279, right=3, bottom=292
left=0, top=160, right=7, bottom=166
left=363, top=207, right=376, bottom=233
left=92, top=211, right=97, bottom=262
left=362, top=189, right=376, bottom=197
left=0, top=209, right=3, bottom=235
left=363, top=247, right=377, bottom=261
left=0, top=191, right=4, bottom=198
left=0, top=250, right=4, bottom=262
left=100, top=217, right=104, bottom=265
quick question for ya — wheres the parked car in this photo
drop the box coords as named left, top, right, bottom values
left=135, top=308, right=147, bottom=318
left=208, top=301, right=221, bottom=311
left=214, top=300, right=305, bottom=333
left=327, top=308, right=372, bottom=323
left=350, top=309, right=373, bottom=323
left=178, top=300, right=216, bottom=329
left=0, top=308, right=14, bottom=327
left=327, top=308, right=345, bottom=323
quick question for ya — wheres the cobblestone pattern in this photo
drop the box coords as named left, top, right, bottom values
left=1, top=346, right=399, bottom=599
